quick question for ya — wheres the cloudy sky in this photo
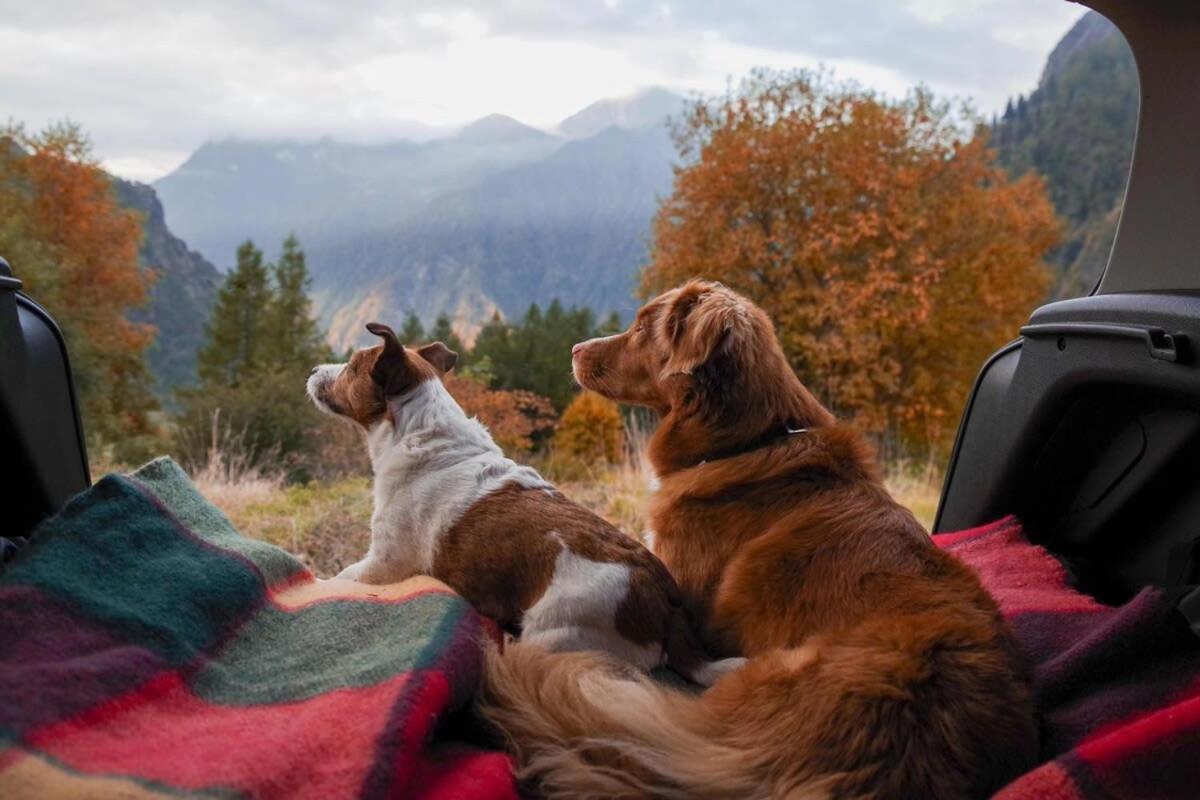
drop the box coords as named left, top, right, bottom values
left=1, top=0, right=1086, bottom=182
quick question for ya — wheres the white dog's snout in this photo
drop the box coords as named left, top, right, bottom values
left=306, top=363, right=345, bottom=411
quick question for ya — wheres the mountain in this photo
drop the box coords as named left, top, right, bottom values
left=557, top=88, right=687, bottom=139
left=112, top=179, right=221, bottom=394
left=153, top=95, right=679, bottom=350
left=991, top=11, right=1138, bottom=297
left=311, top=123, right=675, bottom=349
left=454, top=114, right=553, bottom=144
left=153, top=122, right=562, bottom=270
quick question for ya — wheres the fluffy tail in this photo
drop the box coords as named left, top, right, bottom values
left=479, top=642, right=831, bottom=800
left=480, top=624, right=1036, bottom=799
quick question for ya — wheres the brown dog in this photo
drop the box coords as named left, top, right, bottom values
left=481, top=281, right=1035, bottom=799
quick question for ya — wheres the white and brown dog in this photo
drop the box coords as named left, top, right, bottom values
left=307, top=321, right=739, bottom=684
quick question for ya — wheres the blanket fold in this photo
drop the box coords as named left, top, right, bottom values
left=937, top=517, right=1200, bottom=800
left=0, top=457, right=516, bottom=800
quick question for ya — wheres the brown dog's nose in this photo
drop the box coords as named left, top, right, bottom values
left=572, top=342, right=585, bottom=356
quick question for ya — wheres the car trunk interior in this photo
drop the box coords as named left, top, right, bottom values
left=936, top=0, right=1200, bottom=606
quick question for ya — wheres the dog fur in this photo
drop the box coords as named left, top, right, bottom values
left=307, top=322, right=739, bottom=685
left=480, top=281, right=1036, bottom=799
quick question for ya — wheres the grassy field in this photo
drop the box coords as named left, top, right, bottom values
left=159, top=440, right=943, bottom=578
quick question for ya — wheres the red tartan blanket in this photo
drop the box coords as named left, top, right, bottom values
left=936, top=517, right=1200, bottom=800
left=0, top=458, right=517, bottom=800
left=6, top=456, right=1196, bottom=798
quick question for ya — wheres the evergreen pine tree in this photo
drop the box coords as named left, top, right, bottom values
left=400, top=311, right=426, bottom=344
left=197, top=240, right=272, bottom=387
left=472, top=312, right=511, bottom=387
left=262, top=234, right=330, bottom=369
left=429, top=313, right=466, bottom=359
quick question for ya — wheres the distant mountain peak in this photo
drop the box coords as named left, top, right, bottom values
left=454, top=114, right=553, bottom=143
left=558, top=87, right=687, bottom=139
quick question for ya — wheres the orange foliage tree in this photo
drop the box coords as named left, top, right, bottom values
left=444, top=373, right=557, bottom=455
left=556, top=391, right=625, bottom=465
left=643, top=70, right=1061, bottom=455
left=0, top=123, right=157, bottom=452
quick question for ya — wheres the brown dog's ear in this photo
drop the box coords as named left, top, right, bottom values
left=417, top=342, right=458, bottom=373
left=365, top=322, right=413, bottom=395
left=661, top=285, right=744, bottom=378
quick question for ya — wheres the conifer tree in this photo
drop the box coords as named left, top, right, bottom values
left=262, top=234, right=329, bottom=369
left=429, top=312, right=466, bottom=359
left=399, top=311, right=425, bottom=344
left=197, top=240, right=272, bottom=387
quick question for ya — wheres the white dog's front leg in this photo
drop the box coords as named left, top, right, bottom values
left=335, top=557, right=417, bottom=585
left=335, top=559, right=368, bottom=582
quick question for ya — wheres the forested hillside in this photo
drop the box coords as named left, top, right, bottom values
left=991, top=11, right=1138, bottom=297
left=113, top=179, right=220, bottom=393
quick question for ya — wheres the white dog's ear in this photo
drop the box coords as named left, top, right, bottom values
left=365, top=322, right=414, bottom=395
left=417, top=342, right=458, bottom=373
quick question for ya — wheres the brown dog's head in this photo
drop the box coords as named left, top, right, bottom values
left=572, top=280, right=832, bottom=470
left=307, top=321, right=458, bottom=428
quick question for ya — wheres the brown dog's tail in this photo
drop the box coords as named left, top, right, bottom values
left=662, top=606, right=746, bottom=686
left=480, top=621, right=1037, bottom=799
left=480, top=642, right=766, bottom=799
left=479, top=642, right=834, bottom=800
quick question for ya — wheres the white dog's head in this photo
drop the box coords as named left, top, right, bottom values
left=307, top=322, right=457, bottom=429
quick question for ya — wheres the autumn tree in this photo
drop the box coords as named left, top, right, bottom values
left=443, top=373, right=557, bottom=455
left=556, top=392, right=625, bottom=464
left=643, top=70, right=1061, bottom=454
left=0, top=122, right=158, bottom=456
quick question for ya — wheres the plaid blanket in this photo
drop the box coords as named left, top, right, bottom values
left=0, top=458, right=516, bottom=800
left=936, top=517, right=1200, bottom=800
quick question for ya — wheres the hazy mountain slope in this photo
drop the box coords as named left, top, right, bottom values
left=558, top=88, right=686, bottom=139
left=153, top=117, right=561, bottom=269
left=311, top=123, right=676, bottom=349
left=991, top=11, right=1138, bottom=297
left=112, top=178, right=221, bottom=394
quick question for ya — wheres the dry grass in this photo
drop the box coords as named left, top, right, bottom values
left=218, top=478, right=374, bottom=577
left=165, top=420, right=373, bottom=577
left=884, top=460, right=943, bottom=530
left=535, top=415, right=656, bottom=539
left=183, top=438, right=372, bottom=576
left=94, top=412, right=943, bottom=579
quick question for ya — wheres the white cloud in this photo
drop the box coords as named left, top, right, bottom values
left=0, top=0, right=1093, bottom=182
left=903, top=0, right=992, bottom=26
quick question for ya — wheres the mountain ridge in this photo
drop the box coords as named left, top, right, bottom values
left=112, top=178, right=221, bottom=394
left=991, top=10, right=1136, bottom=297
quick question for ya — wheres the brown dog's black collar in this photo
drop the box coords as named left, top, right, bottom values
left=698, top=420, right=811, bottom=466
